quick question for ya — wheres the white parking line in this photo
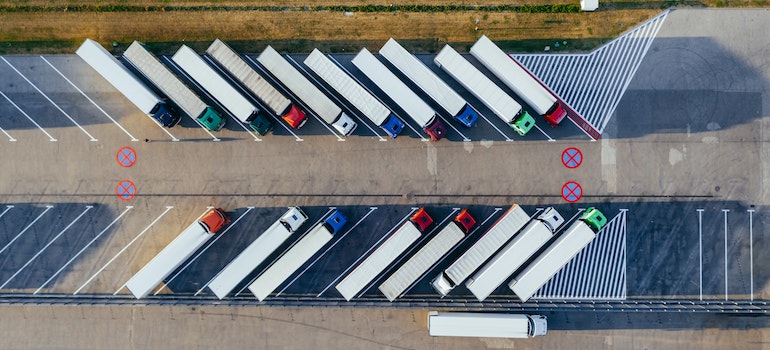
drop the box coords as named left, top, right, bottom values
left=475, top=109, right=513, bottom=141
left=697, top=208, right=704, bottom=301
left=158, top=207, right=255, bottom=295
left=748, top=209, right=755, bottom=301
left=723, top=209, right=729, bottom=301
left=242, top=55, right=304, bottom=141
left=74, top=206, right=173, bottom=295
left=0, top=205, right=14, bottom=220
left=233, top=207, right=337, bottom=297
left=0, top=124, right=15, bottom=142
left=437, top=115, right=470, bottom=142
left=34, top=206, right=133, bottom=294
left=0, top=90, right=56, bottom=141
left=0, top=206, right=93, bottom=289
left=160, top=56, right=221, bottom=142
left=357, top=208, right=459, bottom=299
left=533, top=123, right=555, bottom=141
left=200, top=55, right=262, bottom=141
left=0, top=205, right=53, bottom=256
left=328, top=56, right=426, bottom=142
left=40, top=56, right=139, bottom=142
left=1, top=57, right=98, bottom=141
left=283, top=55, right=345, bottom=141
left=275, top=207, right=378, bottom=297
left=318, top=207, right=418, bottom=297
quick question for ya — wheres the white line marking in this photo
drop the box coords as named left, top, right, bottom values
left=475, top=109, right=512, bottom=141
left=0, top=206, right=93, bottom=289
left=243, top=55, right=304, bottom=141
left=0, top=205, right=14, bottom=220
left=283, top=55, right=345, bottom=141
left=40, top=56, right=139, bottom=142
left=159, top=207, right=255, bottom=295
left=0, top=90, right=56, bottom=141
left=0, top=123, right=15, bottom=141
left=437, top=114, right=470, bottom=142
left=697, top=208, right=703, bottom=301
left=317, top=207, right=418, bottom=297
left=74, top=206, right=173, bottom=295
left=748, top=209, right=754, bottom=301
left=35, top=206, right=133, bottom=294
left=533, top=123, right=555, bottom=141
left=0, top=205, right=53, bottom=256
left=160, top=56, right=221, bottom=141
left=2, top=57, right=98, bottom=141
left=723, top=209, right=729, bottom=301
left=275, top=207, right=378, bottom=297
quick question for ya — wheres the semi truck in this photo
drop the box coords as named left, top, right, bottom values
left=206, top=39, right=306, bottom=134
left=433, top=44, right=536, bottom=136
left=470, top=35, right=568, bottom=127
left=122, top=42, right=225, bottom=132
left=76, top=39, right=180, bottom=127
left=208, top=207, right=308, bottom=299
left=378, top=38, right=479, bottom=128
left=352, top=48, right=447, bottom=141
left=173, top=45, right=273, bottom=132
left=125, top=208, right=230, bottom=299
left=431, top=205, right=530, bottom=296
left=303, top=49, right=405, bottom=138
left=378, top=209, right=475, bottom=301
left=248, top=210, right=347, bottom=301
left=508, top=207, right=608, bottom=302
left=428, top=312, right=547, bottom=338
left=336, top=208, right=433, bottom=301
left=257, top=46, right=357, bottom=135
left=465, top=208, right=564, bottom=301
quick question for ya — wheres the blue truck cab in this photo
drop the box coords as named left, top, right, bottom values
left=381, top=114, right=406, bottom=138
left=324, top=210, right=348, bottom=234
left=454, top=104, right=480, bottom=128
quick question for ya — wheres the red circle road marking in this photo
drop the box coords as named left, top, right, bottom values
left=116, top=147, right=137, bottom=168
left=562, top=181, right=582, bottom=203
left=562, top=147, right=582, bottom=169
left=116, top=180, right=136, bottom=201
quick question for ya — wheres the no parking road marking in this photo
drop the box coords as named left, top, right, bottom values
left=116, top=180, right=136, bottom=201
left=562, top=147, right=583, bottom=168
left=116, top=147, right=137, bottom=168
left=562, top=181, right=583, bottom=203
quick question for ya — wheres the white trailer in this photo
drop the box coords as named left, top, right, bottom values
left=123, top=41, right=224, bottom=131
left=174, top=45, right=277, bottom=131
left=303, top=49, right=405, bottom=138
left=125, top=208, right=229, bottom=299
left=433, top=44, right=536, bottom=136
left=428, top=312, right=547, bottom=338
left=336, top=219, right=423, bottom=301
left=378, top=38, right=479, bottom=128
left=431, top=205, right=530, bottom=296
left=378, top=210, right=474, bottom=301
left=508, top=208, right=608, bottom=302
left=206, top=39, right=305, bottom=134
left=470, top=35, right=567, bottom=126
left=352, top=48, right=447, bottom=141
left=248, top=211, right=347, bottom=301
left=465, top=208, right=564, bottom=301
left=76, top=39, right=179, bottom=127
left=208, top=207, right=308, bottom=299
left=257, top=46, right=356, bottom=135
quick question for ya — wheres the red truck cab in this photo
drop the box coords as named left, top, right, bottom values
left=282, top=105, right=308, bottom=129
left=453, top=209, right=477, bottom=233
left=544, top=102, right=567, bottom=127
left=410, top=207, right=434, bottom=232
left=199, top=208, right=231, bottom=234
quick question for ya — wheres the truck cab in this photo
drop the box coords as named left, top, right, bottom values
left=333, top=112, right=358, bottom=136
left=528, top=315, right=548, bottom=337
left=248, top=112, right=276, bottom=136
left=198, top=208, right=231, bottom=234
left=410, top=207, right=434, bottom=232
left=544, top=102, right=568, bottom=126
left=280, top=207, right=308, bottom=232
left=197, top=107, right=226, bottom=131
left=323, top=210, right=348, bottom=235
left=581, top=207, right=607, bottom=232
left=381, top=114, right=405, bottom=138
left=454, top=209, right=477, bottom=233
left=282, top=105, right=307, bottom=130
left=151, top=103, right=181, bottom=128
left=537, top=207, right=565, bottom=232
left=431, top=272, right=455, bottom=296
left=425, top=116, right=448, bottom=141
left=455, top=104, right=480, bottom=128
left=511, top=111, right=536, bottom=136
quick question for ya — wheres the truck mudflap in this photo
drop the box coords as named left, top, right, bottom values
left=454, top=104, right=479, bottom=128
left=381, top=114, right=404, bottom=138
left=544, top=102, right=567, bottom=127
left=511, top=111, right=536, bottom=136
left=282, top=104, right=307, bottom=129
left=424, top=116, right=447, bottom=141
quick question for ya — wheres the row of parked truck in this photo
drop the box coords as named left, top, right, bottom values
left=76, top=35, right=568, bottom=140
left=124, top=205, right=607, bottom=303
